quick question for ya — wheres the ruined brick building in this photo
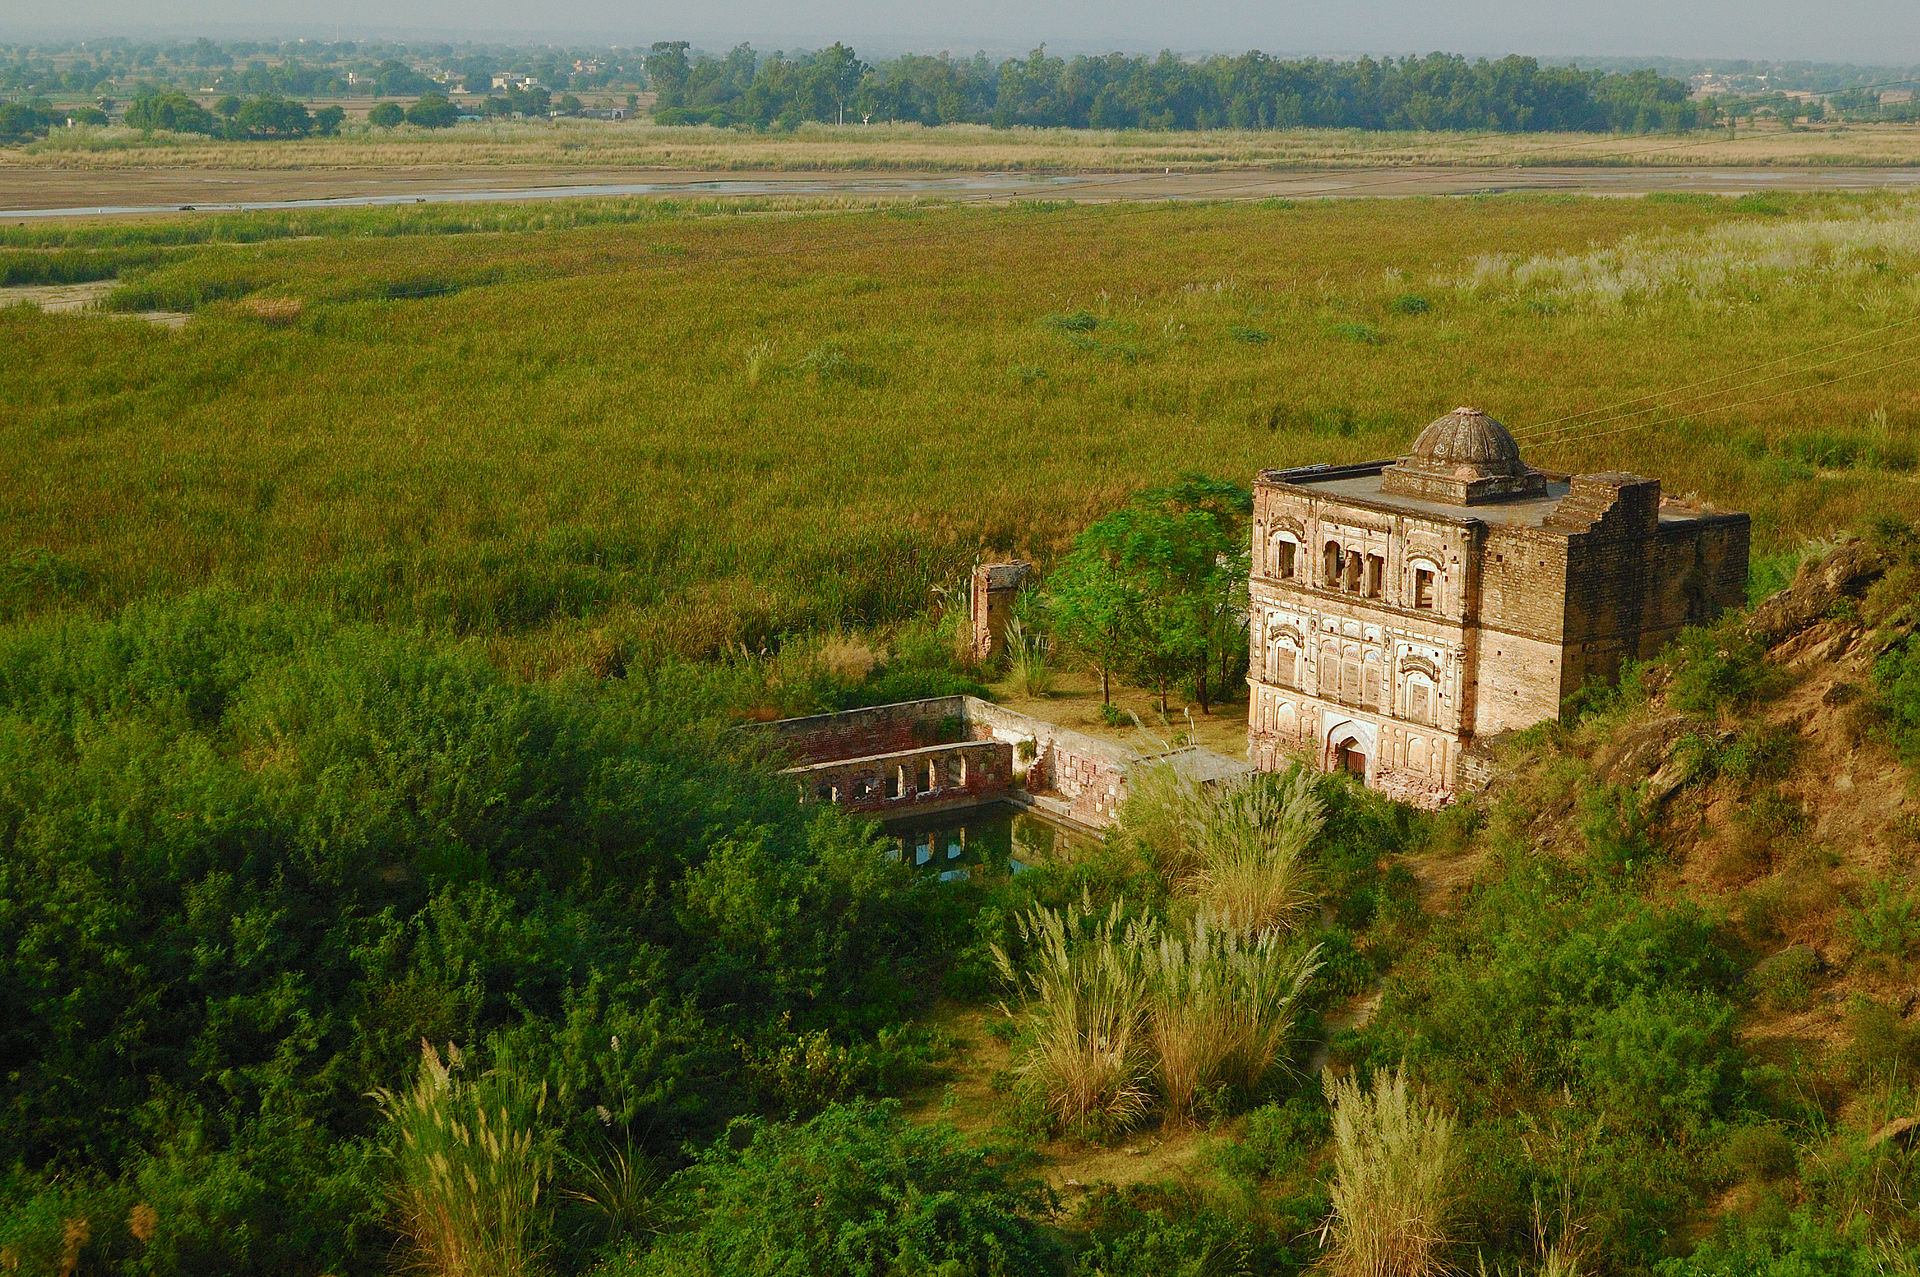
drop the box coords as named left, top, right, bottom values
left=1246, top=407, right=1750, bottom=806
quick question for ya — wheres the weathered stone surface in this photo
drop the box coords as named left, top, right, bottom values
left=1746, top=538, right=1888, bottom=647
left=970, top=561, right=1031, bottom=662
left=1597, top=715, right=1694, bottom=787
left=1247, top=411, right=1749, bottom=806
left=1754, top=942, right=1826, bottom=983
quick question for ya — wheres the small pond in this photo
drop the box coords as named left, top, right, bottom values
left=881, top=801, right=1098, bottom=883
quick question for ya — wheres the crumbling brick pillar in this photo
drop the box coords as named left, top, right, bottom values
left=970, top=562, right=1031, bottom=663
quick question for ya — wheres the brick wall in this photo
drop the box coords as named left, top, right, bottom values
left=753, top=697, right=968, bottom=766
left=1029, top=743, right=1129, bottom=826
left=787, top=740, right=1013, bottom=814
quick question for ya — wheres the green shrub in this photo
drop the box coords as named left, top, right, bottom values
left=1576, top=987, right=1741, bottom=1130
left=1750, top=945, right=1820, bottom=1012
left=1693, top=725, right=1800, bottom=788
left=1666, top=620, right=1770, bottom=715
left=0, top=595, right=952, bottom=1276
left=1354, top=854, right=1742, bottom=1123
left=1841, top=878, right=1920, bottom=961
left=1389, top=293, right=1432, bottom=315
left=1075, top=1181, right=1322, bottom=1277
left=1210, top=1095, right=1331, bottom=1184
left=1736, top=789, right=1809, bottom=855
left=1042, top=309, right=1100, bottom=333
left=1580, top=782, right=1657, bottom=873
left=1654, top=1210, right=1913, bottom=1276
left=1328, top=320, right=1384, bottom=344
left=1873, top=635, right=1920, bottom=767
left=609, top=1102, right=1058, bottom=1277
left=1720, top=1123, right=1797, bottom=1184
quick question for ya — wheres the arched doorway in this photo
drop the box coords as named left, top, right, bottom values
left=1332, top=734, right=1367, bottom=778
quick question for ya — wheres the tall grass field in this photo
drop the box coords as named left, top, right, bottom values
left=5, top=189, right=1920, bottom=677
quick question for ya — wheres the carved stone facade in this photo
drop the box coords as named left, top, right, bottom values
left=1247, top=407, right=1750, bottom=806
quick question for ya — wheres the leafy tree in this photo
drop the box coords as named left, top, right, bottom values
left=367, top=100, right=404, bottom=128
left=503, top=82, right=552, bottom=116
left=124, top=89, right=216, bottom=134
left=405, top=93, right=460, bottom=128
left=214, top=92, right=242, bottom=119
left=646, top=41, right=692, bottom=106
left=312, top=104, right=345, bottom=136
left=0, top=101, right=52, bottom=144
left=1049, top=535, right=1146, bottom=706
left=232, top=96, right=313, bottom=137
left=557, top=93, right=584, bottom=115
left=453, top=56, right=494, bottom=94
left=372, top=58, right=432, bottom=97
left=1049, top=477, right=1250, bottom=715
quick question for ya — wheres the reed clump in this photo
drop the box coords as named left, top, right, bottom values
left=993, top=893, right=1321, bottom=1133
left=371, top=1040, right=554, bottom=1277
left=1006, top=613, right=1055, bottom=698
left=1321, top=1065, right=1457, bottom=1277
left=992, top=895, right=1154, bottom=1137
left=1122, top=764, right=1325, bottom=936
left=1146, top=911, right=1321, bottom=1123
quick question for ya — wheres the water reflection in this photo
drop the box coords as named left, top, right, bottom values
left=881, top=801, right=1095, bottom=883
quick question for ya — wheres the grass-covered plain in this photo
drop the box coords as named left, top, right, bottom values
left=5, top=189, right=1920, bottom=675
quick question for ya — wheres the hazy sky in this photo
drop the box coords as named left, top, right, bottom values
left=6, top=0, right=1919, bottom=63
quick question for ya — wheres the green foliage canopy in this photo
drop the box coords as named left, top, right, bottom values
left=0, top=594, right=943, bottom=1274
left=615, top=1101, right=1058, bottom=1277
left=1048, top=476, right=1250, bottom=714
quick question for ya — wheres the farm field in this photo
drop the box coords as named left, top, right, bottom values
left=10, top=185, right=1920, bottom=1276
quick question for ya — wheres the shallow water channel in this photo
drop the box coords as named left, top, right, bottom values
left=882, top=801, right=1097, bottom=883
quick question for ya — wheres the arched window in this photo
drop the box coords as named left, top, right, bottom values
left=1268, top=638, right=1299, bottom=688
left=1323, top=541, right=1342, bottom=586
left=1405, top=675, right=1435, bottom=726
left=1274, top=536, right=1297, bottom=579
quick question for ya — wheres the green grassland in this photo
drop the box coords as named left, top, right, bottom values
left=6, top=190, right=1920, bottom=676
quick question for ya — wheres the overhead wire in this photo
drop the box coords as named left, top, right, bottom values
left=1526, top=344, right=1920, bottom=453
left=1515, top=318, right=1920, bottom=448
left=1511, top=310, right=1920, bottom=439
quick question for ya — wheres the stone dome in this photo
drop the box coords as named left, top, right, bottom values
left=1407, top=407, right=1525, bottom=478
left=1378, top=405, right=1546, bottom=505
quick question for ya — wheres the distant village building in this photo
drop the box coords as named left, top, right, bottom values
left=1246, top=408, right=1749, bottom=807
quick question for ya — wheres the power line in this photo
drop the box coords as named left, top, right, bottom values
left=1512, top=311, right=1920, bottom=438
left=1515, top=318, right=1920, bottom=447
left=1527, top=344, right=1920, bottom=454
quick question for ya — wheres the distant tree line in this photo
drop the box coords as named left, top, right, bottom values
left=114, top=89, right=345, bottom=139
left=0, top=37, right=647, bottom=99
left=646, top=44, right=1704, bottom=132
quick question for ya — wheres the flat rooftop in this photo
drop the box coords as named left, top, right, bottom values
left=1262, top=462, right=1734, bottom=530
